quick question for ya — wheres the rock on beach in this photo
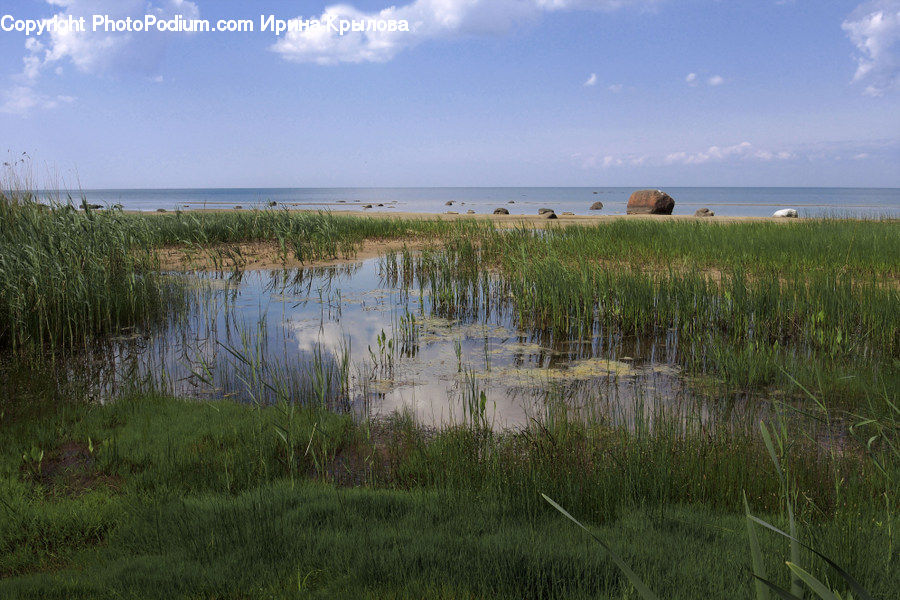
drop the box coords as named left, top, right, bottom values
left=626, top=190, right=675, bottom=215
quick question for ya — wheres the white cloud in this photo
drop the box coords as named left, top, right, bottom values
left=23, top=0, right=200, bottom=79
left=607, top=83, right=624, bottom=93
left=597, top=154, right=645, bottom=167
left=686, top=72, right=725, bottom=87
left=584, top=73, right=598, bottom=86
left=271, top=0, right=661, bottom=65
left=0, top=86, right=75, bottom=115
left=842, top=0, right=900, bottom=95
left=583, top=142, right=797, bottom=169
left=4, top=0, right=198, bottom=116
left=664, top=142, right=792, bottom=165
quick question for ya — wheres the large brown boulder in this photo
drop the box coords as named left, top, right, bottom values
left=626, top=190, right=675, bottom=215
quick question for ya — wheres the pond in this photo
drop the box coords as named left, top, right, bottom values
left=83, top=255, right=730, bottom=430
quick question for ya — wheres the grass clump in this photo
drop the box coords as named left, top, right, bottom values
left=0, top=189, right=181, bottom=352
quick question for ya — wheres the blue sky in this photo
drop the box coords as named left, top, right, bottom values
left=0, top=0, right=898, bottom=188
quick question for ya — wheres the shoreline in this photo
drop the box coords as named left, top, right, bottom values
left=133, top=207, right=824, bottom=225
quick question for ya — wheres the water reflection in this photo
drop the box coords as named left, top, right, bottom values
left=85, top=257, right=727, bottom=430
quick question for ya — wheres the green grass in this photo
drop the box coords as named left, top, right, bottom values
left=390, top=220, right=899, bottom=405
left=0, top=192, right=181, bottom=352
left=0, top=391, right=895, bottom=599
left=0, top=483, right=792, bottom=600
left=135, top=207, right=486, bottom=251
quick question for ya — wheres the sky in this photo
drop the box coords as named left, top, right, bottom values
left=0, top=0, right=898, bottom=188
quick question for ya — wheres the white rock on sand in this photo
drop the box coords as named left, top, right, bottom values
left=773, top=209, right=799, bottom=218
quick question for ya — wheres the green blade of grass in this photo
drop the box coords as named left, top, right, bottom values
left=753, top=575, right=807, bottom=600
left=786, top=562, right=839, bottom=600
left=749, top=516, right=874, bottom=600
left=744, top=492, right=771, bottom=600
left=760, top=420, right=803, bottom=597
left=541, top=493, right=660, bottom=600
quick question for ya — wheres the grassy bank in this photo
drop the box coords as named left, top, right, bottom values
left=1, top=387, right=896, bottom=598
left=0, top=194, right=181, bottom=351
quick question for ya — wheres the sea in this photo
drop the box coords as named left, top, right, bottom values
left=62, top=187, right=900, bottom=218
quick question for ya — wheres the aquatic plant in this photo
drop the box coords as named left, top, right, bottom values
left=383, top=220, right=899, bottom=405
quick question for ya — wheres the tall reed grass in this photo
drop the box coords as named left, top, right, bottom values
left=0, top=188, right=181, bottom=352
left=0, top=174, right=484, bottom=352
left=387, top=220, right=899, bottom=405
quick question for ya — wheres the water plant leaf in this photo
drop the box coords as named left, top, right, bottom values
left=541, top=494, right=660, bottom=600
left=786, top=562, right=839, bottom=600
left=759, top=421, right=783, bottom=483
left=744, top=492, right=770, bottom=600
left=760, top=419, right=802, bottom=596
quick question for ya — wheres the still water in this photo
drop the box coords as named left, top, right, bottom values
left=93, top=257, right=703, bottom=430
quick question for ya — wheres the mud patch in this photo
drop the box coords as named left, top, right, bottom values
left=28, top=441, right=122, bottom=495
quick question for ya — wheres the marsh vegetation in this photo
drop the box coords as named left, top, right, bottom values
left=0, top=185, right=897, bottom=598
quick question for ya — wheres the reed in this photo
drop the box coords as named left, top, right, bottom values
left=0, top=175, right=484, bottom=353
left=0, top=188, right=182, bottom=353
left=385, top=219, right=899, bottom=405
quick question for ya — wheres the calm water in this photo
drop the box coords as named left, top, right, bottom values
left=91, top=257, right=704, bottom=430
left=70, top=187, right=900, bottom=218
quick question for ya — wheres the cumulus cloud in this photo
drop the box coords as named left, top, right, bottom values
left=842, top=0, right=900, bottom=95
left=593, top=154, right=647, bottom=168
left=665, top=142, right=792, bottom=165
left=20, top=0, right=200, bottom=80
left=271, top=0, right=660, bottom=65
left=584, top=73, right=598, bottom=86
left=3, top=0, right=199, bottom=116
left=686, top=72, right=724, bottom=87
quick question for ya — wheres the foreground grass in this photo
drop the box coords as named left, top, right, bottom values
left=2, top=485, right=855, bottom=600
left=1, top=386, right=896, bottom=598
left=0, top=482, right=785, bottom=599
